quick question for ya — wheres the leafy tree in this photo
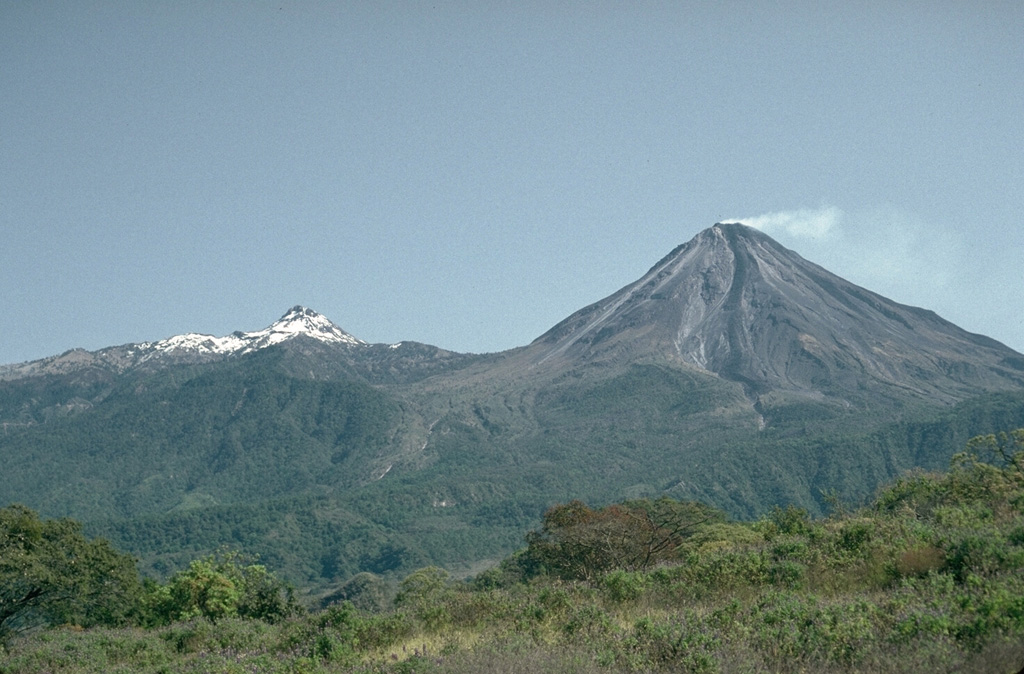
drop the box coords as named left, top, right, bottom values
left=143, top=549, right=299, bottom=625
left=0, top=505, right=142, bottom=644
left=758, top=504, right=814, bottom=539
left=875, top=428, right=1024, bottom=521
left=524, top=498, right=722, bottom=581
left=964, top=428, right=1024, bottom=471
left=394, top=565, right=450, bottom=606
left=394, top=566, right=453, bottom=629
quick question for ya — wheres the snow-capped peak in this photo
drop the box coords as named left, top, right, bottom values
left=144, top=307, right=364, bottom=359
left=240, top=306, right=366, bottom=350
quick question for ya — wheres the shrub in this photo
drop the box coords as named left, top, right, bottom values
left=394, top=566, right=453, bottom=630
left=894, top=545, right=946, bottom=578
left=143, top=550, right=299, bottom=626
left=601, top=569, right=648, bottom=603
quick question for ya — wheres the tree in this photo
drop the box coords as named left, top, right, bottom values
left=524, top=498, right=722, bottom=581
left=394, top=566, right=453, bottom=630
left=964, top=428, right=1024, bottom=472
left=143, top=549, right=299, bottom=625
left=0, top=505, right=142, bottom=645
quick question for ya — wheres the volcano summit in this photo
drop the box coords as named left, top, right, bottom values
left=529, top=223, right=1024, bottom=406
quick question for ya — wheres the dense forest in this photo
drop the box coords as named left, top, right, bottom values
left=3, top=430, right=1024, bottom=673
left=6, top=331, right=1024, bottom=593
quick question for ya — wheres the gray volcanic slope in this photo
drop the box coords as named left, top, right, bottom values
left=529, top=223, right=1024, bottom=405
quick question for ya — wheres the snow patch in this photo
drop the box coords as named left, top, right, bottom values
left=145, top=306, right=364, bottom=359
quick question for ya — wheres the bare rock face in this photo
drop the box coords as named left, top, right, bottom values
left=531, top=223, right=1024, bottom=404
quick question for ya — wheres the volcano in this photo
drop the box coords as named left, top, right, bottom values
left=527, top=223, right=1024, bottom=406
left=2, top=223, right=1024, bottom=585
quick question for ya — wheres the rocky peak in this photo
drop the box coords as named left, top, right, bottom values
left=530, top=223, right=1024, bottom=404
left=148, top=306, right=365, bottom=358
left=240, top=306, right=366, bottom=350
left=0, top=307, right=366, bottom=381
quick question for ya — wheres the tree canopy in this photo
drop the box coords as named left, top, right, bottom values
left=142, top=549, right=300, bottom=625
left=523, top=497, right=724, bottom=581
left=0, top=505, right=141, bottom=644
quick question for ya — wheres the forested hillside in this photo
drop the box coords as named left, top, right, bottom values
left=4, top=224, right=1024, bottom=591
left=5, top=338, right=1024, bottom=587
left=3, top=431, right=1024, bottom=673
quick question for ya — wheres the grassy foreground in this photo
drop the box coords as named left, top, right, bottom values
left=3, top=432, right=1024, bottom=673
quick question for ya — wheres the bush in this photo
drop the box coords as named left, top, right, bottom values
left=601, top=569, right=648, bottom=603
left=524, top=498, right=723, bottom=581
left=894, top=545, right=946, bottom=578
left=143, top=550, right=299, bottom=626
left=394, top=566, right=453, bottom=630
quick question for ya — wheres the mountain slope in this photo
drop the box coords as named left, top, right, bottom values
left=2, top=222, right=1023, bottom=587
left=528, top=223, right=1024, bottom=406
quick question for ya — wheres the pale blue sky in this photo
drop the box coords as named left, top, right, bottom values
left=2, top=1, right=1022, bottom=364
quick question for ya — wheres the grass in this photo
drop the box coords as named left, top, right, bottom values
left=4, top=438, right=1024, bottom=673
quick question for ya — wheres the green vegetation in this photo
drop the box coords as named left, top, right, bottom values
left=141, top=550, right=301, bottom=626
left=3, top=431, right=1024, bottom=672
left=521, top=498, right=723, bottom=581
left=4, top=342, right=1024, bottom=591
left=0, top=506, right=141, bottom=645
left=0, top=351, right=403, bottom=521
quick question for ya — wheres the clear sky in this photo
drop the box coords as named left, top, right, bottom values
left=2, top=1, right=1022, bottom=365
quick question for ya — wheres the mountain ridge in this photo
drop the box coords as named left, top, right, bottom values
left=0, top=305, right=366, bottom=381
left=4, top=223, right=1023, bottom=402
left=2, top=222, right=1024, bottom=586
left=148, top=305, right=366, bottom=356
